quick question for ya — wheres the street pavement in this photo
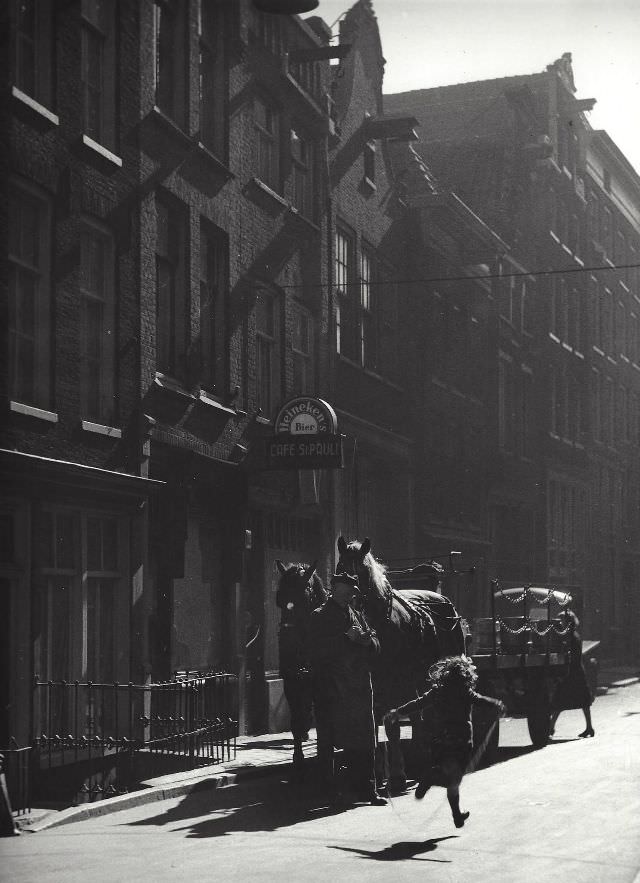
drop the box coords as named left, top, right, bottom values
left=1, top=673, right=639, bottom=883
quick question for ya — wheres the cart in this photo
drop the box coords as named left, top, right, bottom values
left=469, top=582, right=599, bottom=752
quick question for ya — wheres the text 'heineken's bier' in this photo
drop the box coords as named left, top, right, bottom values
left=264, top=397, right=344, bottom=469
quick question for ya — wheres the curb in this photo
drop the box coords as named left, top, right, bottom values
left=23, top=761, right=293, bottom=833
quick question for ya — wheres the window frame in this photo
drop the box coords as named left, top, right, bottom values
left=254, top=95, right=281, bottom=192
left=79, top=219, right=116, bottom=425
left=153, top=0, right=188, bottom=129
left=155, top=193, right=188, bottom=380
left=255, top=287, right=282, bottom=418
left=290, top=126, right=314, bottom=219
left=13, top=0, right=54, bottom=109
left=8, top=178, right=53, bottom=410
left=199, top=221, right=228, bottom=395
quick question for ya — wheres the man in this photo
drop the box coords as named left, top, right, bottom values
left=309, top=572, right=387, bottom=806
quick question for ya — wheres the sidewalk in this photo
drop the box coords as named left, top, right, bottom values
left=18, top=730, right=319, bottom=834
left=16, top=660, right=640, bottom=834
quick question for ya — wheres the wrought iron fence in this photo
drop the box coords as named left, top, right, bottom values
left=29, top=671, right=238, bottom=805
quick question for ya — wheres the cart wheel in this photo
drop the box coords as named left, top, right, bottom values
left=527, top=706, right=551, bottom=748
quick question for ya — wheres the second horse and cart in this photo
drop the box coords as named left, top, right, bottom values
left=276, top=536, right=596, bottom=787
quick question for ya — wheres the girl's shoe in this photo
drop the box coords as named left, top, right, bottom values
left=453, top=811, right=470, bottom=828
left=578, top=727, right=595, bottom=738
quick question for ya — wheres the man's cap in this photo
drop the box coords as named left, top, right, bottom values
left=330, top=572, right=359, bottom=590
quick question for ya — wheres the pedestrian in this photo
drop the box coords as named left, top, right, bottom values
left=550, top=608, right=595, bottom=738
left=384, top=655, right=504, bottom=828
left=309, top=572, right=387, bottom=806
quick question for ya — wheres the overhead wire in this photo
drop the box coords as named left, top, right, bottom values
left=272, top=261, right=640, bottom=291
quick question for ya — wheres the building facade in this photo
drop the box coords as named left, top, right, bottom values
left=386, top=52, right=640, bottom=657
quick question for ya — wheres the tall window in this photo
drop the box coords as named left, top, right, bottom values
left=498, top=355, right=515, bottom=451
left=360, top=248, right=376, bottom=369
left=154, top=0, right=187, bottom=128
left=8, top=181, right=51, bottom=409
left=335, top=228, right=357, bottom=360
left=290, top=128, right=313, bottom=219
left=13, top=0, right=54, bottom=108
left=199, top=223, right=228, bottom=392
left=601, top=206, right=613, bottom=256
left=36, top=508, right=127, bottom=733
left=81, top=0, right=115, bottom=147
left=291, top=305, right=312, bottom=395
left=156, top=196, right=187, bottom=378
left=521, top=368, right=533, bottom=457
left=80, top=225, right=115, bottom=423
left=255, top=289, right=281, bottom=417
left=198, top=0, right=226, bottom=158
left=255, top=97, right=280, bottom=191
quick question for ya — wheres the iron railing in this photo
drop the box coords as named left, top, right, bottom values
left=27, top=671, right=237, bottom=805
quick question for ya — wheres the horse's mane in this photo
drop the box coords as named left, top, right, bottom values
left=346, top=541, right=392, bottom=597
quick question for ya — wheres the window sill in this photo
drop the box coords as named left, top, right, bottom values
left=10, top=401, right=58, bottom=423
left=179, top=141, right=234, bottom=197
left=361, top=176, right=377, bottom=194
left=285, top=206, right=320, bottom=235
left=12, top=86, right=59, bottom=131
left=246, top=177, right=288, bottom=214
left=139, top=106, right=191, bottom=160
left=81, top=420, right=122, bottom=438
left=182, top=389, right=238, bottom=441
left=79, top=134, right=123, bottom=172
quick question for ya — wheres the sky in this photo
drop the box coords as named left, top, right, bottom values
left=305, top=0, right=640, bottom=174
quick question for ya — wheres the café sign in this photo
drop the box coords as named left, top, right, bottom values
left=265, top=397, right=343, bottom=469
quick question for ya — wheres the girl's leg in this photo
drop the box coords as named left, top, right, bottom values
left=549, top=710, right=560, bottom=735
left=579, top=706, right=594, bottom=737
left=443, top=760, right=469, bottom=827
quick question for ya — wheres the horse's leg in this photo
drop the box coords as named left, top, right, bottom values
left=283, top=672, right=305, bottom=779
left=384, top=715, right=407, bottom=791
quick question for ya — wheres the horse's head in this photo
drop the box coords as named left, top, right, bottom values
left=276, top=560, right=320, bottom=625
left=336, top=535, right=370, bottom=575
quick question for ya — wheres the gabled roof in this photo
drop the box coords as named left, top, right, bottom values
left=384, top=73, right=543, bottom=144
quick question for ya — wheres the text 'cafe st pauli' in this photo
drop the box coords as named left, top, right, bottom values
left=263, top=397, right=344, bottom=469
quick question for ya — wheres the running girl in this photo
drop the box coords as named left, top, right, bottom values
left=385, top=655, right=504, bottom=828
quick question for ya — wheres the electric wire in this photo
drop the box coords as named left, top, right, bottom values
left=271, top=261, right=640, bottom=291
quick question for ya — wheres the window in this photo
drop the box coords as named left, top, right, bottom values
left=360, top=248, right=376, bottom=369
left=156, top=196, right=187, bottom=378
left=255, top=97, right=280, bottom=191
left=255, top=288, right=281, bottom=417
left=499, top=272, right=515, bottom=324
left=199, top=223, right=228, bottom=393
left=80, top=224, right=115, bottom=423
left=521, top=280, right=532, bottom=334
left=591, top=368, right=601, bottom=443
left=290, top=128, right=313, bottom=218
left=291, top=305, right=312, bottom=395
left=8, top=180, right=52, bottom=409
left=601, top=206, right=613, bottom=256
left=35, top=508, right=127, bottom=732
left=81, top=0, right=116, bottom=147
left=154, top=0, right=187, bottom=128
left=498, top=355, right=515, bottom=451
left=198, top=0, right=226, bottom=158
left=335, top=228, right=357, bottom=360
left=363, top=141, right=376, bottom=186
left=13, top=0, right=54, bottom=108
left=521, top=368, right=533, bottom=458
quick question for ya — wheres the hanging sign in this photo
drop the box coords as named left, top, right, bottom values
left=264, top=397, right=344, bottom=469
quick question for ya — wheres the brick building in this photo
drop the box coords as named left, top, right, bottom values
left=386, top=52, right=640, bottom=658
left=4, top=2, right=638, bottom=768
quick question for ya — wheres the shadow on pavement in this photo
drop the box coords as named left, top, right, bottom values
left=125, top=777, right=350, bottom=838
left=331, top=836, right=456, bottom=862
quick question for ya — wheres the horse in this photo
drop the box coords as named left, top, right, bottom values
left=275, top=561, right=328, bottom=776
left=337, top=536, right=466, bottom=790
